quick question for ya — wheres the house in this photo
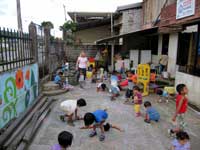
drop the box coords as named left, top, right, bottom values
left=158, top=0, right=200, bottom=108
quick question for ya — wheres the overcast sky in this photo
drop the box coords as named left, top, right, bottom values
left=0, top=0, right=142, bottom=37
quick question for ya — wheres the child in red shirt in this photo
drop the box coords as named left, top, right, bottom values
left=168, top=84, right=188, bottom=135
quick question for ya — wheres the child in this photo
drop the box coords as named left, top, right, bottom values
left=124, top=71, right=135, bottom=103
left=144, top=101, right=160, bottom=123
left=54, top=72, right=63, bottom=87
left=169, top=84, right=188, bottom=135
left=79, top=71, right=85, bottom=88
left=81, top=109, right=108, bottom=141
left=110, top=71, right=120, bottom=100
left=170, top=131, right=190, bottom=150
left=97, top=81, right=107, bottom=92
left=133, top=86, right=142, bottom=117
left=51, top=131, right=73, bottom=150
left=60, top=98, right=87, bottom=126
left=81, top=122, right=124, bottom=132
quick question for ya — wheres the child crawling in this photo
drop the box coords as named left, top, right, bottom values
left=59, top=98, right=86, bottom=126
left=80, top=109, right=108, bottom=141
left=81, top=122, right=124, bottom=132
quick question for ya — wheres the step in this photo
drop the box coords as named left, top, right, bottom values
left=43, top=81, right=60, bottom=91
left=42, top=89, right=69, bottom=96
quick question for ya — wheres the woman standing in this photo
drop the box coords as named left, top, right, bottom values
left=76, top=51, right=88, bottom=81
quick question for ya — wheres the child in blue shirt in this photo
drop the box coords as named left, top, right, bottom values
left=81, top=109, right=108, bottom=141
left=54, top=72, right=63, bottom=87
left=144, top=101, right=160, bottom=123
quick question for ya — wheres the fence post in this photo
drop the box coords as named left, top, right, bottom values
left=29, top=22, right=38, bottom=62
left=44, top=27, right=50, bottom=67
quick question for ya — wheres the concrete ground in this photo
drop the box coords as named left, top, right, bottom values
left=28, top=81, right=200, bottom=150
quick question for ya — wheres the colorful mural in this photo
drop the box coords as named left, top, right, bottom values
left=0, top=63, right=38, bottom=129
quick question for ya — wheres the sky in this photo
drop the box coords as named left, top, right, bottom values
left=0, top=0, right=142, bottom=37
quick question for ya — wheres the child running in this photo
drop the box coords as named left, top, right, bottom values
left=170, top=131, right=190, bottom=150
left=144, top=101, right=160, bottom=123
left=51, top=131, right=73, bottom=150
left=169, top=84, right=188, bottom=135
left=81, top=109, right=108, bottom=141
left=60, top=98, right=87, bottom=126
left=133, top=86, right=142, bottom=117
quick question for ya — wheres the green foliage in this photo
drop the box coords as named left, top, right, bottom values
left=60, top=21, right=77, bottom=32
left=41, top=21, right=54, bottom=29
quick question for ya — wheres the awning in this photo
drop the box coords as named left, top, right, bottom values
left=95, top=27, right=158, bottom=44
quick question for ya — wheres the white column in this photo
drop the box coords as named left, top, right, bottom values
left=158, top=34, right=163, bottom=56
left=111, top=43, right=114, bottom=72
left=168, top=33, right=178, bottom=77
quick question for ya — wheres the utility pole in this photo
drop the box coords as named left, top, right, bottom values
left=16, top=0, right=23, bottom=32
left=63, top=4, right=67, bottom=21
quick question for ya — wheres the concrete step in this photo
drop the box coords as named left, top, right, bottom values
left=42, top=89, right=69, bottom=96
left=43, top=81, right=60, bottom=91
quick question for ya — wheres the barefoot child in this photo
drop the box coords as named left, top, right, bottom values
left=170, top=131, right=190, bottom=150
left=110, top=71, right=120, bottom=100
left=133, top=86, right=142, bottom=117
left=60, top=98, right=87, bottom=126
left=124, top=71, right=135, bottom=103
left=81, top=122, right=124, bottom=132
left=51, top=131, right=73, bottom=150
left=144, top=101, right=160, bottom=123
left=169, top=84, right=188, bottom=135
left=81, top=109, right=108, bottom=141
left=97, top=82, right=107, bottom=92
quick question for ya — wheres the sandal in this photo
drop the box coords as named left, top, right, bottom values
left=89, top=131, right=97, bottom=137
left=99, top=134, right=105, bottom=141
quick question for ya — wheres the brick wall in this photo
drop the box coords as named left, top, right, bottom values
left=160, top=1, right=200, bottom=27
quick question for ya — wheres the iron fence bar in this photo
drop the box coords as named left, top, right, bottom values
left=21, top=32, right=25, bottom=66
left=17, top=31, right=22, bottom=67
left=14, top=30, right=19, bottom=68
left=10, top=29, right=15, bottom=69
left=24, top=33, right=27, bottom=65
left=3, top=28, right=8, bottom=71
left=27, top=35, right=31, bottom=64
left=0, top=27, right=5, bottom=72
left=7, top=28, right=12, bottom=70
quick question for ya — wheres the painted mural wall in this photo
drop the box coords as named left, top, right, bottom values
left=0, top=63, right=39, bottom=129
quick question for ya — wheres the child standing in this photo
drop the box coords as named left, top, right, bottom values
left=81, top=109, right=108, bottom=141
left=124, top=71, right=135, bottom=103
left=169, top=84, right=188, bottom=135
left=170, top=131, right=190, bottom=150
left=60, top=98, right=87, bottom=126
left=51, top=131, right=73, bottom=150
left=110, top=71, right=120, bottom=100
left=133, top=86, right=142, bottom=117
left=144, top=101, right=160, bottom=123
left=79, top=71, right=85, bottom=88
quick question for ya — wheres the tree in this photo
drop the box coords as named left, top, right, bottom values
left=41, top=21, right=54, bottom=29
left=60, top=21, right=77, bottom=45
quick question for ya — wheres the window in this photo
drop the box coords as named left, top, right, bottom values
left=177, top=24, right=200, bottom=77
left=162, top=34, right=169, bottom=54
left=149, top=35, right=158, bottom=55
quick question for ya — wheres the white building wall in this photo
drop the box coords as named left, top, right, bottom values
left=175, top=72, right=200, bottom=108
left=168, top=33, right=178, bottom=77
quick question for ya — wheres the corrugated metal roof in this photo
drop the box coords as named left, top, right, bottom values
left=116, top=2, right=142, bottom=12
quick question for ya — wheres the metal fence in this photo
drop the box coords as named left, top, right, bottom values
left=0, top=27, right=33, bottom=73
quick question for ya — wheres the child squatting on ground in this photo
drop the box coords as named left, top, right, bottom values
left=170, top=131, right=190, bottom=150
left=60, top=98, right=87, bottom=126
left=81, top=109, right=108, bottom=141
left=169, top=84, right=188, bottom=136
left=51, top=131, right=73, bottom=150
left=144, top=101, right=160, bottom=123
left=133, top=86, right=143, bottom=117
